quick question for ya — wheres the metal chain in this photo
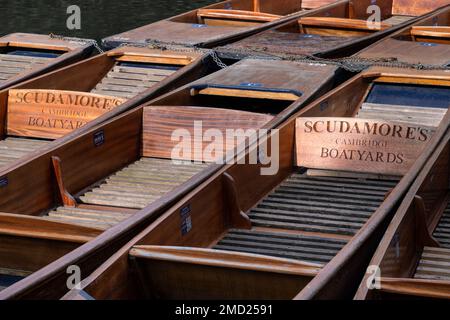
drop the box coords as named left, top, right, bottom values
left=220, top=46, right=450, bottom=72
left=49, top=33, right=104, bottom=53
left=209, top=50, right=228, bottom=69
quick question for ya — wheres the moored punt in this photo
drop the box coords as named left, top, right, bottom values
left=102, top=0, right=342, bottom=49
left=0, top=33, right=94, bottom=90
left=57, top=67, right=450, bottom=300
left=0, top=59, right=341, bottom=299
left=0, top=46, right=210, bottom=170
left=356, top=4, right=450, bottom=67
left=217, top=0, right=450, bottom=60
left=353, top=126, right=450, bottom=300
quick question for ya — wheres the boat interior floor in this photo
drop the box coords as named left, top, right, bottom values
left=232, top=30, right=358, bottom=56
left=433, top=202, right=450, bottom=249
left=0, top=62, right=180, bottom=169
left=43, top=157, right=209, bottom=230
left=90, top=62, right=179, bottom=99
left=214, top=171, right=398, bottom=265
left=0, top=137, right=49, bottom=167
left=414, top=246, right=450, bottom=281
left=357, top=103, right=447, bottom=128
left=0, top=52, right=51, bottom=84
left=382, top=15, right=415, bottom=25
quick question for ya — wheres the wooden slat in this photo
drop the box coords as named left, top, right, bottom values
left=411, top=26, right=450, bottom=39
left=383, top=15, right=414, bottom=26
left=415, top=246, right=450, bottom=281
left=247, top=173, right=394, bottom=236
left=0, top=53, right=50, bottom=83
left=197, top=9, right=281, bottom=23
left=79, top=157, right=209, bottom=209
left=358, top=103, right=446, bottom=128
left=433, top=204, right=450, bottom=249
left=299, top=17, right=392, bottom=31
left=90, top=64, right=172, bottom=98
left=44, top=206, right=134, bottom=231
left=0, top=137, right=48, bottom=167
left=215, top=229, right=347, bottom=265
left=131, top=244, right=322, bottom=275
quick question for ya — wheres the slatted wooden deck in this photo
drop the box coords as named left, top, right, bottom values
left=414, top=246, right=450, bottom=281
left=246, top=173, right=396, bottom=236
left=383, top=15, right=414, bottom=26
left=433, top=205, right=450, bottom=249
left=358, top=103, right=446, bottom=127
left=79, top=157, right=209, bottom=209
left=0, top=53, right=50, bottom=83
left=0, top=137, right=49, bottom=167
left=215, top=229, right=348, bottom=265
left=43, top=207, right=134, bottom=230
left=91, top=64, right=178, bottom=99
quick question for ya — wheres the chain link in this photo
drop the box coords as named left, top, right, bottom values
left=49, top=33, right=104, bottom=53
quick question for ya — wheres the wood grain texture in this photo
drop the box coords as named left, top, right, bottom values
left=142, top=106, right=273, bottom=161
left=101, top=0, right=341, bottom=49
left=7, top=89, right=125, bottom=139
left=296, top=117, right=433, bottom=175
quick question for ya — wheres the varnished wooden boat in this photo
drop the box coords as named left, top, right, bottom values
left=218, top=0, right=450, bottom=60
left=354, top=123, right=450, bottom=300
left=50, top=67, right=450, bottom=300
left=356, top=4, right=450, bottom=67
left=102, top=0, right=341, bottom=49
left=0, top=60, right=341, bottom=299
left=0, top=33, right=93, bottom=90
left=0, top=46, right=211, bottom=171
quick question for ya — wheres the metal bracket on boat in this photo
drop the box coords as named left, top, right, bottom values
left=51, top=156, right=77, bottom=207
left=223, top=172, right=252, bottom=230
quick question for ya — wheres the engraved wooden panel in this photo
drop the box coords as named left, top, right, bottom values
left=7, top=89, right=126, bottom=139
left=296, top=117, right=433, bottom=176
left=141, top=106, right=274, bottom=161
left=392, top=0, right=450, bottom=16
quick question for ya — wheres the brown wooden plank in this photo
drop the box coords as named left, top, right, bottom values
left=296, top=117, right=434, bottom=176
left=7, top=89, right=126, bottom=139
left=141, top=106, right=274, bottom=161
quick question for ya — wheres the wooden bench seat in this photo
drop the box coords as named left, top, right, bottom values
left=214, top=229, right=348, bottom=265
left=414, top=246, right=450, bottom=281
left=411, top=26, right=450, bottom=39
left=246, top=172, right=396, bottom=236
left=357, top=103, right=447, bottom=128
left=433, top=204, right=450, bottom=249
left=197, top=9, right=281, bottom=24
left=0, top=53, right=50, bottom=82
left=91, top=64, right=178, bottom=99
left=0, top=137, right=49, bottom=167
left=299, top=17, right=392, bottom=31
left=79, top=157, right=209, bottom=209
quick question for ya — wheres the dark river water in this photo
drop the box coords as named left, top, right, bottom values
left=1, top=0, right=220, bottom=42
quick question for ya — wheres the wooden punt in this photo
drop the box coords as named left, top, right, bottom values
left=0, top=33, right=94, bottom=90
left=353, top=125, right=450, bottom=300
left=0, top=59, right=341, bottom=299
left=218, top=0, right=450, bottom=60
left=48, top=67, right=450, bottom=300
left=356, top=4, right=450, bottom=66
left=0, top=46, right=210, bottom=171
left=101, top=0, right=342, bottom=49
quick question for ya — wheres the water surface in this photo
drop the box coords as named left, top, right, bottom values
left=1, top=0, right=220, bottom=42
